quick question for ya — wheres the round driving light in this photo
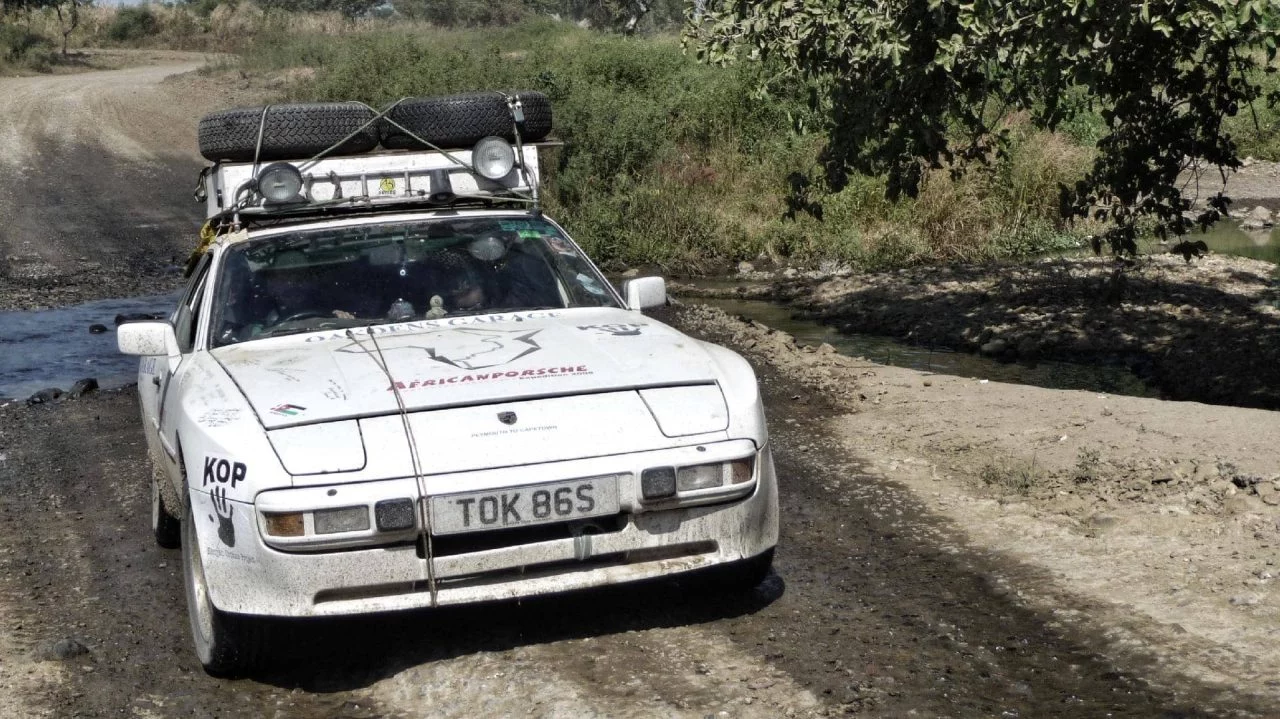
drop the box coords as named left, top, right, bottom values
left=472, top=136, right=515, bottom=180
left=257, top=162, right=304, bottom=203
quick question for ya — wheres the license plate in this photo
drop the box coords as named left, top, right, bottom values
left=429, top=476, right=620, bottom=535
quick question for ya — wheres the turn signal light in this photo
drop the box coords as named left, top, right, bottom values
left=264, top=512, right=305, bottom=537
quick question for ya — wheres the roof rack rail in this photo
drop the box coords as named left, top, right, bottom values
left=194, top=95, right=557, bottom=223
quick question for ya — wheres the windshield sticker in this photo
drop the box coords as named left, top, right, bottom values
left=378, top=177, right=396, bottom=195
left=498, top=220, right=544, bottom=233
left=388, top=365, right=592, bottom=391
left=271, top=403, right=306, bottom=417
left=578, top=323, right=645, bottom=336
left=547, top=237, right=578, bottom=256
left=576, top=273, right=607, bottom=296
left=304, top=311, right=561, bottom=343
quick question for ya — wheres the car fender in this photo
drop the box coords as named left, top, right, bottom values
left=696, top=341, right=769, bottom=446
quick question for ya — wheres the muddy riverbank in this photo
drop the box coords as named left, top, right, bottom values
left=677, top=252, right=1280, bottom=411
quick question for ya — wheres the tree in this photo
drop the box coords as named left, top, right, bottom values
left=686, top=0, right=1280, bottom=253
left=53, top=0, right=76, bottom=56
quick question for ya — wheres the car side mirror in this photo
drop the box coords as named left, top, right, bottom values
left=118, top=321, right=180, bottom=357
left=622, top=276, right=667, bottom=311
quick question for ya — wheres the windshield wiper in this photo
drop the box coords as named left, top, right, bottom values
left=256, top=326, right=326, bottom=340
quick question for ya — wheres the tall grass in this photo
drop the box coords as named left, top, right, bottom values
left=223, top=19, right=1097, bottom=272
left=0, top=7, right=1145, bottom=272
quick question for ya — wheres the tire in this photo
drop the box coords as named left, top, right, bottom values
left=380, top=90, right=553, bottom=151
left=150, top=460, right=181, bottom=549
left=182, top=500, right=269, bottom=676
left=198, top=103, right=380, bottom=163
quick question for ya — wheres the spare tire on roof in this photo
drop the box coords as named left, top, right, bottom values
left=198, top=103, right=380, bottom=163
left=380, top=91, right=553, bottom=151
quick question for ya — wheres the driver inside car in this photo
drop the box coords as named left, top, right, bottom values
left=258, top=251, right=356, bottom=326
left=430, top=249, right=493, bottom=314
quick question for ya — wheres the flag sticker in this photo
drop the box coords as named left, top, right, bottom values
left=270, top=403, right=306, bottom=417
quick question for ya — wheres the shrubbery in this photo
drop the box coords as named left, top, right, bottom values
left=106, top=6, right=158, bottom=43
left=238, top=21, right=1094, bottom=271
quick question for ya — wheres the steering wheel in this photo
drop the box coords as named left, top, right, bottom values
left=278, top=310, right=328, bottom=323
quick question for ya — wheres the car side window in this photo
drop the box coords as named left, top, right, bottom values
left=174, top=255, right=211, bottom=354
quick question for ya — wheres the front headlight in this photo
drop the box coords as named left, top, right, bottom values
left=313, top=506, right=370, bottom=535
left=677, top=459, right=753, bottom=491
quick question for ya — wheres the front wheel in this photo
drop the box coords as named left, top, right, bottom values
left=150, top=461, right=180, bottom=549
left=182, top=501, right=268, bottom=675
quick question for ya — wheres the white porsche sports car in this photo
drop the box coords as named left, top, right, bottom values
left=120, top=93, right=778, bottom=674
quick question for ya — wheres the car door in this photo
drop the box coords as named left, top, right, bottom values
left=156, top=254, right=213, bottom=467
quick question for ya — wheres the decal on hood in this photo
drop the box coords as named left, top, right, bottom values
left=342, top=327, right=543, bottom=371
left=389, top=364, right=592, bottom=391
left=271, top=403, right=306, bottom=417
left=578, top=323, right=646, bottom=336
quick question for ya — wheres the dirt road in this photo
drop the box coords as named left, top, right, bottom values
left=1, top=57, right=1277, bottom=717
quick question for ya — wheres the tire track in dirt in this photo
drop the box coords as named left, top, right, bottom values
left=0, top=58, right=225, bottom=310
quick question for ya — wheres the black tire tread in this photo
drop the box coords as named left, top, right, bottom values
left=198, top=103, right=379, bottom=163
left=381, top=90, right=552, bottom=151
left=151, top=460, right=181, bottom=549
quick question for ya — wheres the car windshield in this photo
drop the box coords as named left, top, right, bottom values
left=208, top=216, right=620, bottom=347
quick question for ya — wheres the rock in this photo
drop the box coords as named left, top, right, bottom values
left=737, top=261, right=755, bottom=275
left=1016, top=337, right=1041, bottom=362
left=1229, top=594, right=1261, bottom=606
left=1241, top=205, right=1274, bottom=230
left=68, top=378, right=98, bottom=398
left=979, top=339, right=1008, bottom=357
left=114, top=312, right=161, bottom=326
left=782, top=268, right=799, bottom=279
left=26, top=388, right=63, bottom=406
left=87, top=324, right=109, bottom=334
left=747, top=677, right=776, bottom=690
left=43, top=637, right=89, bottom=661
left=1256, top=483, right=1280, bottom=506
left=620, top=268, right=639, bottom=278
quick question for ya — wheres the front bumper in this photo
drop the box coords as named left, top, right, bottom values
left=190, top=445, right=779, bottom=617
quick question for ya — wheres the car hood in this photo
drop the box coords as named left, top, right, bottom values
left=212, top=308, right=721, bottom=430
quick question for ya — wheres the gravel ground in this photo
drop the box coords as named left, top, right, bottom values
left=1, top=53, right=1279, bottom=718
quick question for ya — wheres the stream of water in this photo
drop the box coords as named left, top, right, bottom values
left=0, top=293, right=178, bottom=401
left=0, top=221, right=1272, bottom=402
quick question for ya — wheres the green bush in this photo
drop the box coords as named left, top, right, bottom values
left=234, top=20, right=1112, bottom=272
left=0, top=22, right=57, bottom=71
left=107, top=7, right=160, bottom=43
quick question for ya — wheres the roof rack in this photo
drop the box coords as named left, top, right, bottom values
left=199, top=142, right=554, bottom=224
left=194, top=95, right=555, bottom=225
